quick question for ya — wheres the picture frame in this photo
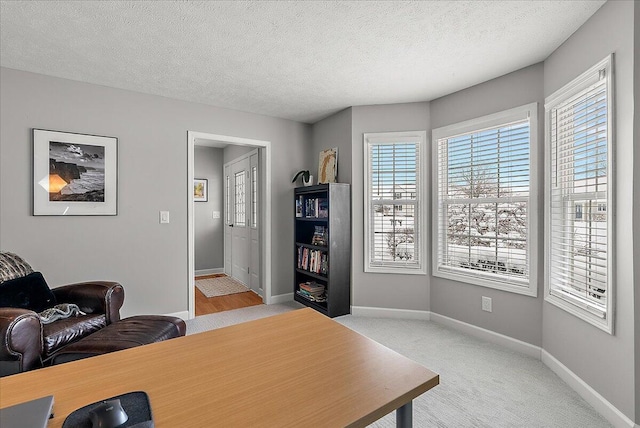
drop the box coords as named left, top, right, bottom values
left=318, top=147, right=338, bottom=184
left=194, top=178, right=208, bottom=202
left=33, top=129, right=118, bottom=216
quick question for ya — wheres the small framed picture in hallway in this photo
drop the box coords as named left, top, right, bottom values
left=194, top=178, right=208, bottom=202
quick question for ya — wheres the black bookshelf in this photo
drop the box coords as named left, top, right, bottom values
left=294, top=183, right=351, bottom=317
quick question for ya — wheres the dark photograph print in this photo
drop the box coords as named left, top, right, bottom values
left=33, top=129, right=117, bottom=215
left=48, top=142, right=105, bottom=202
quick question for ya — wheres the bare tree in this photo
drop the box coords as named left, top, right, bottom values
left=447, top=168, right=527, bottom=249
left=386, top=228, right=414, bottom=260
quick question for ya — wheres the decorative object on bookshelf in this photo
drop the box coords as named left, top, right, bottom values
left=318, top=148, right=337, bottom=184
left=294, top=183, right=350, bottom=317
left=312, top=226, right=328, bottom=246
left=291, top=170, right=314, bottom=187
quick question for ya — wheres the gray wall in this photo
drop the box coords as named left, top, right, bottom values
left=0, top=67, right=310, bottom=317
left=429, top=63, right=544, bottom=347
left=310, top=107, right=352, bottom=184
left=194, top=146, right=223, bottom=271
left=223, top=144, right=255, bottom=164
left=635, top=1, right=640, bottom=421
left=350, top=102, right=431, bottom=311
left=542, top=0, right=635, bottom=419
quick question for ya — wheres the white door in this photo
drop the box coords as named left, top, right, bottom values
left=249, top=152, right=261, bottom=295
left=224, top=150, right=261, bottom=292
left=231, top=158, right=250, bottom=286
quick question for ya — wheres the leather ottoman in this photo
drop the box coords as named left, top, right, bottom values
left=51, top=315, right=186, bottom=365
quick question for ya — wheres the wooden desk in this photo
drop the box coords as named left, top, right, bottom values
left=0, top=308, right=438, bottom=427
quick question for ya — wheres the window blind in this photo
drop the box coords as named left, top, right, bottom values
left=435, top=119, right=531, bottom=286
left=548, top=77, right=608, bottom=318
left=365, top=133, right=424, bottom=271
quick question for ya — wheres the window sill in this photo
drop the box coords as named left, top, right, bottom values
left=544, top=291, right=613, bottom=334
left=433, top=266, right=537, bottom=297
left=365, top=264, right=426, bottom=275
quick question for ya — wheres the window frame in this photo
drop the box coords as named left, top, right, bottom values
left=251, top=165, right=258, bottom=229
left=225, top=175, right=231, bottom=226
left=234, top=170, right=246, bottom=227
left=432, top=103, right=539, bottom=296
left=544, top=54, right=615, bottom=334
left=363, top=130, right=428, bottom=275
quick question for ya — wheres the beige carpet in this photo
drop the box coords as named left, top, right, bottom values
left=185, top=307, right=611, bottom=428
left=195, top=276, right=249, bottom=298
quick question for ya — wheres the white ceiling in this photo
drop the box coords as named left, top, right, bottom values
left=0, top=1, right=605, bottom=124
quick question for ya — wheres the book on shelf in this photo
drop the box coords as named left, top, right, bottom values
left=296, top=246, right=327, bottom=274
left=311, top=225, right=327, bottom=246
left=295, top=197, right=303, bottom=217
left=300, top=281, right=324, bottom=293
left=296, top=290, right=327, bottom=303
left=317, top=198, right=328, bottom=218
left=310, top=250, right=316, bottom=272
left=297, top=281, right=327, bottom=302
left=299, top=197, right=328, bottom=218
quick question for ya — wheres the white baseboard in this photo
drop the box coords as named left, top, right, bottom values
left=270, top=292, right=293, bottom=304
left=164, top=310, right=190, bottom=320
left=429, top=312, right=542, bottom=359
left=350, top=306, right=431, bottom=320
left=541, top=350, right=635, bottom=428
left=195, top=268, right=225, bottom=276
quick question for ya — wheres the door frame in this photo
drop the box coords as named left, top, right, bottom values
left=187, top=131, right=272, bottom=319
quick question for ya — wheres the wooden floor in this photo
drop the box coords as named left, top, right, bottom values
left=195, top=274, right=263, bottom=316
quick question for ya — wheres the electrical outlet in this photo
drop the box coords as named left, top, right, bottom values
left=482, top=296, right=492, bottom=312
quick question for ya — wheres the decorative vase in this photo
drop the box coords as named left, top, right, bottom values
left=303, top=175, right=314, bottom=186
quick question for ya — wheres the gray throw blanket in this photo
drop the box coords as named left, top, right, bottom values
left=38, top=303, right=86, bottom=324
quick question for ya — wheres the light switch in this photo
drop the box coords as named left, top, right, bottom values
left=213, top=211, right=220, bottom=219
left=160, top=211, right=170, bottom=224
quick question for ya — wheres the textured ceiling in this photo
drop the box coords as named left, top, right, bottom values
left=0, top=1, right=605, bottom=124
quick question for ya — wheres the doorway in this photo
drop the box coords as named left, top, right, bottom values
left=224, top=150, right=261, bottom=294
left=187, top=132, right=272, bottom=319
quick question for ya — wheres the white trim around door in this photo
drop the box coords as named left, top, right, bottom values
left=187, top=131, right=272, bottom=319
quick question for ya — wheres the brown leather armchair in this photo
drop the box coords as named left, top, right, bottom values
left=0, top=280, right=124, bottom=376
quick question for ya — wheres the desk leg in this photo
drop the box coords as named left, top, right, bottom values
left=396, top=401, right=412, bottom=428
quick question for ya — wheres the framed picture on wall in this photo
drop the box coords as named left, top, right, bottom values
left=318, top=147, right=337, bottom=184
left=194, top=178, right=208, bottom=202
left=33, top=129, right=118, bottom=215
